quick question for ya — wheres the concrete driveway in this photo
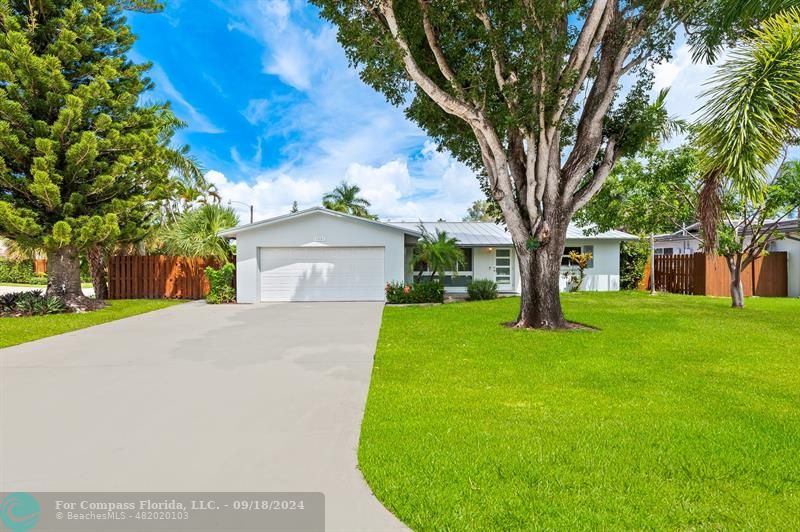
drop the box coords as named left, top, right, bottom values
left=0, top=302, right=405, bottom=531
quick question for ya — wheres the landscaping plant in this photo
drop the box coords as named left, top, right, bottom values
left=161, top=205, right=239, bottom=262
left=467, top=279, right=498, bottom=301
left=562, top=251, right=593, bottom=292
left=0, top=0, right=200, bottom=307
left=0, top=290, right=67, bottom=317
left=204, top=263, right=236, bottom=304
left=0, top=259, right=36, bottom=284
left=619, top=239, right=651, bottom=290
left=411, top=228, right=464, bottom=283
left=385, top=281, right=444, bottom=304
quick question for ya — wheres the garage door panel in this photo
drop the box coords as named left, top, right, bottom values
left=260, top=247, right=384, bottom=302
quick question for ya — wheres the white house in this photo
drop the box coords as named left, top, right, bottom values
left=220, top=207, right=636, bottom=303
left=654, top=219, right=800, bottom=297
left=768, top=219, right=800, bottom=297
left=653, top=223, right=702, bottom=255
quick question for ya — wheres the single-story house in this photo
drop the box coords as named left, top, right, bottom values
left=220, top=207, right=637, bottom=303
left=654, top=223, right=702, bottom=256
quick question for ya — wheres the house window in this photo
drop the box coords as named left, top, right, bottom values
left=561, top=245, right=594, bottom=268
left=561, top=246, right=582, bottom=266
left=458, top=248, right=473, bottom=272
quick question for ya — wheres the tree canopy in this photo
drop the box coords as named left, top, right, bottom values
left=312, top=0, right=684, bottom=328
left=0, top=0, right=194, bottom=299
left=575, top=145, right=700, bottom=236
left=322, top=181, right=376, bottom=219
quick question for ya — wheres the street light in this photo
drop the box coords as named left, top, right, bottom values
left=228, top=200, right=253, bottom=224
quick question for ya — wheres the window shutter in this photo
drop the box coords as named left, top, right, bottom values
left=582, top=245, right=594, bottom=268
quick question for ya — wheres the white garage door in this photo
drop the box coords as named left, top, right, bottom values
left=259, top=247, right=385, bottom=302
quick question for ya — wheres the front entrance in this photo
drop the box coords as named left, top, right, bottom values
left=494, top=248, right=512, bottom=291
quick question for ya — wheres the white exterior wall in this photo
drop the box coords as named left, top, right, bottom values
left=570, top=240, right=621, bottom=291
left=480, top=240, right=623, bottom=294
left=233, top=212, right=407, bottom=303
left=771, top=238, right=800, bottom=297
left=655, top=238, right=700, bottom=255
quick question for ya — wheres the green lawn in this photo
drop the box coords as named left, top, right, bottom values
left=360, top=292, right=800, bottom=530
left=0, top=299, right=185, bottom=348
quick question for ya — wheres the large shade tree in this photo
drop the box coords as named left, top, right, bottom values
left=0, top=0, right=189, bottom=304
left=312, top=0, right=686, bottom=328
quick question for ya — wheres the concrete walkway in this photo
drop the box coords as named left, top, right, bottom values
left=0, top=302, right=405, bottom=531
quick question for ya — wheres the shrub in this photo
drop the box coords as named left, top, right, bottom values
left=0, top=259, right=35, bottom=284
left=562, top=250, right=593, bottom=292
left=205, top=263, right=236, bottom=304
left=385, top=281, right=444, bottom=304
left=620, top=238, right=650, bottom=289
left=467, top=279, right=498, bottom=300
left=0, top=290, right=67, bottom=316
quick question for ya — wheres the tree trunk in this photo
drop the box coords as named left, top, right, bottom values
left=514, top=228, right=568, bottom=329
left=727, top=255, right=745, bottom=308
left=88, top=245, right=109, bottom=300
left=46, top=246, right=84, bottom=300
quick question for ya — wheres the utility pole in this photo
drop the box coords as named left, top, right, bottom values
left=228, top=200, right=254, bottom=224
left=650, top=233, right=656, bottom=295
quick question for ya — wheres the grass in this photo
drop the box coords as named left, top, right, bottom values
left=0, top=299, right=185, bottom=349
left=360, top=292, right=800, bottom=530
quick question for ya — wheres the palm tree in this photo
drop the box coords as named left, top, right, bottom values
left=322, top=181, right=376, bottom=219
left=695, top=7, right=800, bottom=248
left=161, top=204, right=239, bottom=262
left=412, top=227, right=465, bottom=283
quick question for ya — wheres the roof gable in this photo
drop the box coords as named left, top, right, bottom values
left=218, top=207, right=422, bottom=237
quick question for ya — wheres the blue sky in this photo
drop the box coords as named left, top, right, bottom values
left=128, top=1, right=717, bottom=222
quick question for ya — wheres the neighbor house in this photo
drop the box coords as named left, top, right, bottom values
left=655, top=219, right=800, bottom=297
left=653, top=224, right=702, bottom=256
left=220, top=207, right=636, bottom=303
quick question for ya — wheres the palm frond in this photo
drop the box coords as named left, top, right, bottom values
left=695, top=7, right=800, bottom=199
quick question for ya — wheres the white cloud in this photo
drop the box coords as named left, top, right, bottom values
left=207, top=169, right=323, bottom=221
left=148, top=63, right=223, bottom=134
left=206, top=143, right=483, bottom=223
left=653, top=43, right=719, bottom=123
left=241, top=99, right=271, bottom=125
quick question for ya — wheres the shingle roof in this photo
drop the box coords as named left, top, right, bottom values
left=390, top=221, right=636, bottom=246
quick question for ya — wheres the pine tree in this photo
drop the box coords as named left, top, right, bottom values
left=0, top=0, right=186, bottom=304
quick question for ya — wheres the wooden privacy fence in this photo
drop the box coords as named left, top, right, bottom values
left=32, top=259, right=47, bottom=274
left=654, top=255, right=695, bottom=294
left=108, top=255, right=224, bottom=300
left=651, top=252, right=788, bottom=297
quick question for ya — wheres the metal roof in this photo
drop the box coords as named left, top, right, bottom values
left=218, top=207, right=422, bottom=237
left=390, top=221, right=636, bottom=245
